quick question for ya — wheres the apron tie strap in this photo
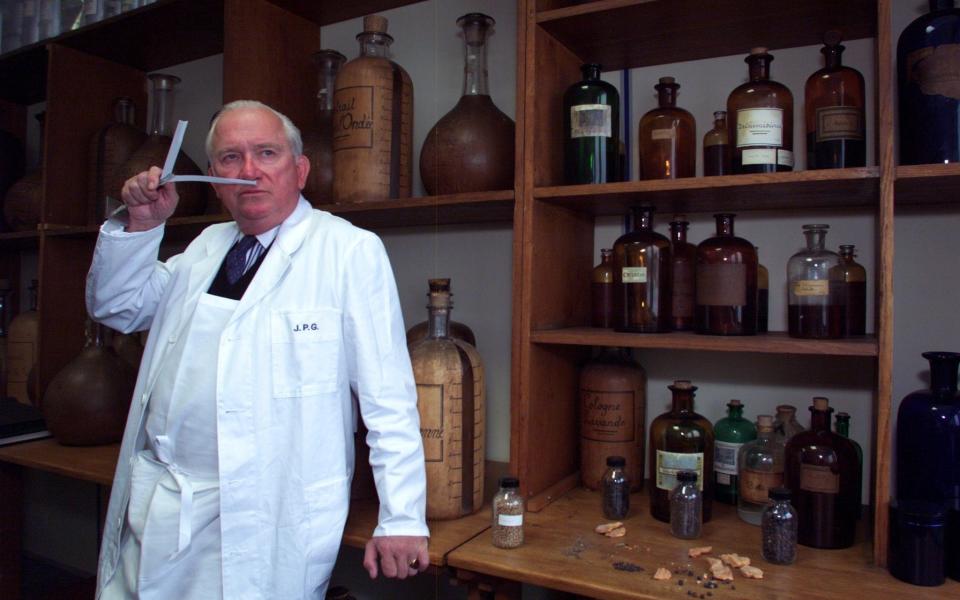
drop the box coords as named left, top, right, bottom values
left=153, top=435, right=195, bottom=558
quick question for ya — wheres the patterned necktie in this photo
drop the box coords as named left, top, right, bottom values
left=225, top=235, right=259, bottom=285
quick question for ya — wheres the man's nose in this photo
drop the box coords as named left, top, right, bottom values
left=239, top=154, right=260, bottom=179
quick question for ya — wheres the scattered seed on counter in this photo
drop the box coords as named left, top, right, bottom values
left=678, top=579, right=684, bottom=586
left=612, top=561, right=644, bottom=573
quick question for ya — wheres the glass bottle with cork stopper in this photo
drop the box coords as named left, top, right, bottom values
left=563, top=63, right=621, bottom=184
left=638, top=76, right=696, bottom=180
left=787, top=224, right=844, bottom=339
left=805, top=30, right=866, bottom=169
left=613, top=206, right=672, bottom=333
left=713, top=399, right=757, bottom=506
left=737, top=414, right=785, bottom=525
left=832, top=244, right=867, bottom=336
left=703, top=110, right=730, bottom=176
left=669, top=217, right=696, bottom=331
left=592, top=248, right=614, bottom=328
left=727, top=47, right=794, bottom=173
left=695, top=213, right=758, bottom=336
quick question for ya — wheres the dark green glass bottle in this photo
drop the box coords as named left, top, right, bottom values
left=713, top=399, right=757, bottom=505
left=563, top=63, right=620, bottom=184
left=834, top=411, right=863, bottom=518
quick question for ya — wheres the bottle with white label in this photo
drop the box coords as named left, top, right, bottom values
left=787, top=224, right=844, bottom=338
left=491, top=476, right=524, bottom=549
left=695, top=213, right=757, bottom=335
left=713, top=399, right=756, bottom=506
left=727, top=47, right=794, bottom=173
left=648, top=380, right=714, bottom=523
left=612, top=205, right=671, bottom=333
left=638, top=76, right=695, bottom=180
left=563, top=63, right=620, bottom=184
left=805, top=31, right=865, bottom=169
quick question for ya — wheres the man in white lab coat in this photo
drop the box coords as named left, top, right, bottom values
left=87, top=100, right=429, bottom=599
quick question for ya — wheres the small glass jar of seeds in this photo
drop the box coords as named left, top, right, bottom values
left=761, top=487, right=797, bottom=564
left=669, top=471, right=702, bottom=539
left=602, top=455, right=630, bottom=519
left=492, top=476, right=524, bottom=549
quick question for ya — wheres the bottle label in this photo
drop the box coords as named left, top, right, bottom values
left=741, top=148, right=775, bottom=165
left=736, top=108, right=783, bottom=148
left=570, top=104, right=612, bottom=138
left=333, top=85, right=375, bottom=150
left=714, top=441, right=743, bottom=476
left=696, top=263, right=747, bottom=307
left=650, top=128, right=675, bottom=140
left=672, top=261, right=694, bottom=317
left=581, top=390, right=636, bottom=442
left=656, top=450, right=704, bottom=491
left=778, top=149, right=794, bottom=167
left=621, top=266, right=647, bottom=284
left=816, top=106, right=864, bottom=142
left=905, top=44, right=960, bottom=101
left=497, top=513, right=523, bottom=527
left=800, top=464, right=839, bottom=494
left=415, top=383, right=444, bottom=462
left=740, top=468, right=783, bottom=503
left=792, top=279, right=829, bottom=297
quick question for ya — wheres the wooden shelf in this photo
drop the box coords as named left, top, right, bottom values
left=536, top=0, right=876, bottom=72
left=535, top=168, right=880, bottom=215
left=0, top=231, right=40, bottom=251
left=448, top=487, right=955, bottom=600
left=531, top=328, right=878, bottom=358
left=0, top=438, right=119, bottom=487
left=895, top=163, right=960, bottom=207
left=328, top=190, right=516, bottom=229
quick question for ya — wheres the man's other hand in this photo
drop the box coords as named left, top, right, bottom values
left=362, top=535, right=429, bottom=580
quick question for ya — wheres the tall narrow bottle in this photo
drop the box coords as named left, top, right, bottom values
left=669, top=218, right=696, bottom=331
left=738, top=415, right=785, bottom=525
left=613, top=206, right=671, bottom=333
left=649, top=380, right=714, bottom=523
left=787, top=224, right=844, bottom=338
left=805, top=31, right=866, bottom=169
left=563, top=63, right=620, bottom=184
left=785, top=397, right=859, bottom=549
left=713, top=399, right=757, bottom=506
left=592, top=248, right=614, bottom=328
left=757, top=252, right=769, bottom=333
left=302, top=50, right=346, bottom=205
left=834, top=411, right=863, bottom=518
left=696, top=213, right=757, bottom=335
left=7, top=280, right=39, bottom=405
left=728, top=47, right=794, bottom=173
left=832, top=244, right=867, bottom=336
left=638, top=77, right=696, bottom=180
left=702, top=110, right=730, bottom=176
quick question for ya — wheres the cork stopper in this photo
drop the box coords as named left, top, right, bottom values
left=776, top=404, right=797, bottom=415
left=728, top=399, right=742, bottom=408
left=657, top=76, right=676, bottom=85
left=363, top=14, right=389, bottom=34
left=750, top=46, right=768, bottom=55
left=812, top=396, right=830, bottom=410
left=823, top=29, right=843, bottom=47
left=427, top=278, right=452, bottom=309
left=672, top=380, right=693, bottom=390
left=757, top=414, right=774, bottom=431
left=428, top=278, right=451, bottom=293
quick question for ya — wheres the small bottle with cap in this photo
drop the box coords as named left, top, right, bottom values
left=669, top=470, right=702, bottom=539
left=761, top=486, right=798, bottom=565
left=492, top=476, right=524, bottom=549
left=601, top=455, right=630, bottom=519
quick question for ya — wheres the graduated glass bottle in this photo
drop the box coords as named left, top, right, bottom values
left=787, top=224, right=844, bottom=338
left=592, top=248, right=614, bottom=328
left=563, top=63, right=620, bottom=184
left=669, top=217, right=696, bottom=331
left=737, top=415, right=785, bottom=525
left=805, top=31, right=866, bottom=169
left=728, top=47, right=794, bottom=173
left=713, top=399, right=757, bottom=506
left=703, top=110, right=730, bottom=176
left=302, top=50, right=346, bottom=205
left=832, top=244, right=867, bottom=336
left=638, top=77, right=696, bottom=180
left=613, top=206, right=671, bottom=333
left=695, top=213, right=757, bottom=336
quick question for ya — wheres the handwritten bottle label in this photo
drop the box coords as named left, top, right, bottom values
left=816, top=106, right=864, bottom=141
left=333, top=86, right=375, bottom=150
left=792, top=279, right=829, bottom=296
left=621, top=266, right=647, bottom=284
left=571, top=104, right=612, bottom=138
left=656, top=451, right=704, bottom=491
left=580, top=390, right=635, bottom=442
left=736, top=108, right=783, bottom=148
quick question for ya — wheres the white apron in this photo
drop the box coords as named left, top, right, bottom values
left=102, top=293, right=237, bottom=599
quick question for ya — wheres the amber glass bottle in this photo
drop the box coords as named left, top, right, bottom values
left=757, top=252, right=769, bottom=333
left=638, top=77, right=696, bottom=180
left=613, top=206, right=671, bottom=333
left=703, top=110, right=730, bottom=176
left=785, top=397, right=860, bottom=549
left=592, top=248, right=614, bottom=328
left=805, top=31, right=866, bottom=169
left=832, top=244, right=867, bottom=336
left=649, top=380, right=714, bottom=523
left=728, top=47, right=794, bottom=173
left=695, top=214, right=757, bottom=335
left=669, top=218, right=696, bottom=331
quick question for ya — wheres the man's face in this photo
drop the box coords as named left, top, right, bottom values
left=208, top=107, right=309, bottom=235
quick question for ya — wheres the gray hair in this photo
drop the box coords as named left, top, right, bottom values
left=205, top=100, right=303, bottom=161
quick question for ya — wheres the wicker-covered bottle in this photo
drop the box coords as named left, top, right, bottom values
left=88, top=97, right=147, bottom=224
left=4, top=113, right=45, bottom=232
left=409, top=279, right=484, bottom=519
left=7, top=279, right=39, bottom=405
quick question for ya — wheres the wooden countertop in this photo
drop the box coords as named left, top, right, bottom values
left=447, top=487, right=958, bottom=600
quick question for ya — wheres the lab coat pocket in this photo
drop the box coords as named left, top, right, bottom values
left=303, top=475, right=350, bottom=574
left=271, top=308, right=342, bottom=398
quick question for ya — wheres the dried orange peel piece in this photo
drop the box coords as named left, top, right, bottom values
left=653, top=567, right=672, bottom=581
left=688, top=546, right=713, bottom=558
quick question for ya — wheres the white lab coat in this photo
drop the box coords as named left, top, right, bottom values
left=87, top=198, right=428, bottom=599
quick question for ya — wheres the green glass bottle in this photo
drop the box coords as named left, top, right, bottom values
left=834, top=411, right=863, bottom=519
left=563, top=63, right=621, bottom=184
left=713, top=399, right=757, bottom=505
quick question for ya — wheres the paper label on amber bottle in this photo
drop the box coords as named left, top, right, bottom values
left=777, top=149, right=794, bottom=167
left=571, top=104, right=612, bottom=138
left=816, top=106, right=864, bottom=142
left=696, top=263, right=747, bottom=306
left=621, top=266, right=647, bottom=283
left=740, top=468, right=784, bottom=503
left=333, top=86, right=375, bottom=150
left=792, top=279, right=829, bottom=296
left=672, top=262, right=695, bottom=317
left=736, top=108, right=783, bottom=147
left=581, top=390, right=635, bottom=442
left=416, top=383, right=444, bottom=462
left=800, top=464, right=840, bottom=494
left=714, top=441, right=743, bottom=476
left=651, top=128, right=676, bottom=140
left=656, top=451, right=704, bottom=491
left=905, top=44, right=960, bottom=100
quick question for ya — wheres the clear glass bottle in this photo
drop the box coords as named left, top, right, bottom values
left=787, top=224, right=844, bottom=339
left=695, top=213, right=758, bottom=336
left=805, top=31, right=866, bottom=169
left=638, top=77, right=696, bottom=180
left=757, top=252, right=769, bottom=333
left=774, top=404, right=805, bottom=441
left=302, top=49, right=346, bottom=205
left=405, top=279, right=476, bottom=348
left=492, top=476, right=524, bottom=549
left=835, top=411, right=863, bottom=518
left=669, top=218, right=696, bottom=331
left=670, top=471, right=702, bottom=539
left=592, top=248, right=614, bottom=328
left=703, top=110, right=730, bottom=176
left=737, top=414, right=785, bottom=525
left=713, top=399, right=757, bottom=506
left=761, top=487, right=798, bottom=565
left=649, top=380, right=714, bottom=523
left=613, top=206, right=671, bottom=333
left=602, top=455, right=630, bottom=519
left=832, top=244, right=867, bottom=336
left=728, top=47, right=794, bottom=173
left=564, top=63, right=621, bottom=184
